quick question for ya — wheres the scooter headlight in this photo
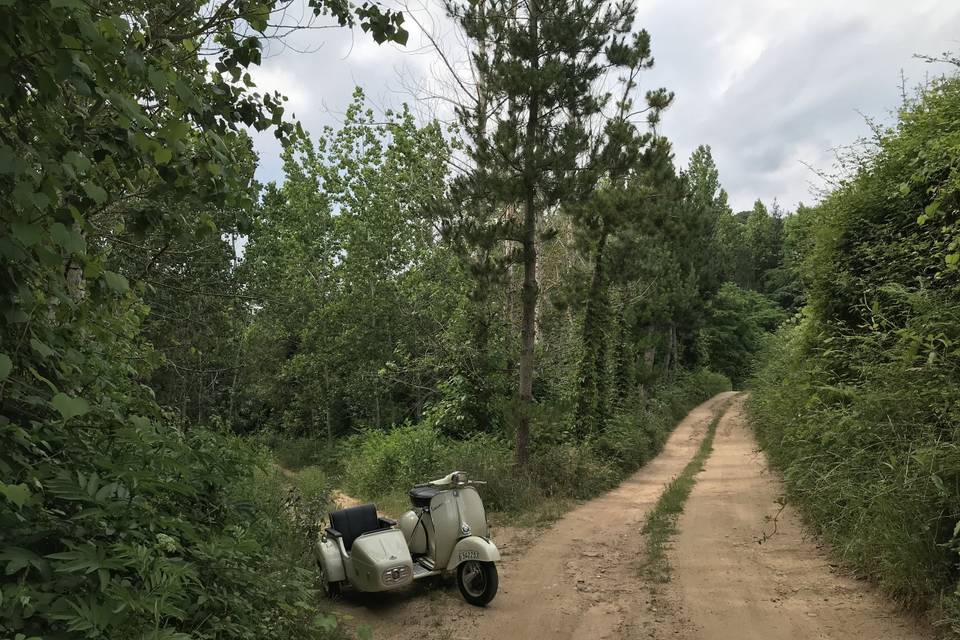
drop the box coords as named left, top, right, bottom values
left=382, top=565, right=410, bottom=585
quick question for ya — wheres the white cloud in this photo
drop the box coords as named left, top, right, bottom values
left=248, top=0, right=960, bottom=212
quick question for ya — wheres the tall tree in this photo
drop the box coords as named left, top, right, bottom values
left=446, top=0, right=650, bottom=463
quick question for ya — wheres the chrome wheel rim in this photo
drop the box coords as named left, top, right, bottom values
left=461, top=561, right=486, bottom=597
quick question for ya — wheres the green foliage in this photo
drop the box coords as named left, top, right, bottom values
left=749, top=71, right=960, bottom=629
left=698, top=282, right=785, bottom=387
left=339, top=371, right=729, bottom=515
left=241, top=90, right=456, bottom=436
left=0, top=1, right=405, bottom=638
left=1, top=421, right=343, bottom=639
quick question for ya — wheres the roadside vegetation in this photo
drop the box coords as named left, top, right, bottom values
left=750, top=64, right=960, bottom=631
left=277, top=370, right=730, bottom=524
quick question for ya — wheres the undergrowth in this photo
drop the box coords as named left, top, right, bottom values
left=273, top=369, right=730, bottom=525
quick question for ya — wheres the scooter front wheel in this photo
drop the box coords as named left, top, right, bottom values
left=457, top=560, right=498, bottom=606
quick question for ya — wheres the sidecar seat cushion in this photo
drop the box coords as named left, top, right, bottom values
left=329, top=503, right=380, bottom=551
left=409, top=485, right=441, bottom=508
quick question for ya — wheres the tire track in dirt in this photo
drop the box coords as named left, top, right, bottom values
left=333, top=391, right=738, bottom=640
left=637, top=394, right=931, bottom=640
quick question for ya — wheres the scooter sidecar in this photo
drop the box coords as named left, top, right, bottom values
left=317, top=503, right=414, bottom=596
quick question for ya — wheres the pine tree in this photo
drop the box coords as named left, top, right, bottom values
left=446, top=0, right=649, bottom=463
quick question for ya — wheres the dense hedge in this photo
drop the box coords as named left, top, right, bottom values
left=749, top=72, right=960, bottom=630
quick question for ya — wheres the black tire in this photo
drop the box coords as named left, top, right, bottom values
left=324, top=579, right=341, bottom=599
left=456, top=560, right=498, bottom=606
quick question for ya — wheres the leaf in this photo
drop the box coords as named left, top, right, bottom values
left=52, top=392, right=90, bottom=422
left=30, top=338, right=55, bottom=358
left=0, top=353, right=10, bottom=381
left=64, top=150, right=92, bottom=173
left=0, top=547, right=48, bottom=576
left=50, top=222, right=86, bottom=254
left=0, top=482, right=30, bottom=507
left=0, top=145, right=15, bottom=173
left=153, top=146, right=172, bottom=165
left=11, top=222, right=42, bottom=247
left=82, top=181, right=108, bottom=204
left=102, top=271, right=129, bottom=293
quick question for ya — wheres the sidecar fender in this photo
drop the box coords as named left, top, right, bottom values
left=317, top=536, right=346, bottom=583
left=449, top=536, right=501, bottom=569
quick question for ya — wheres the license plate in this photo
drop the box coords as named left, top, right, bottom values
left=458, top=550, right=480, bottom=561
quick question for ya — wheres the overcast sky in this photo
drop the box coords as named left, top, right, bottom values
left=249, top=0, right=960, bottom=212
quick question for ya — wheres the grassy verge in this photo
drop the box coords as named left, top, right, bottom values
left=640, top=400, right=729, bottom=584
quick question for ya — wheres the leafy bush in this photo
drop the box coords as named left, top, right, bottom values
left=749, top=71, right=960, bottom=632
left=1, top=419, right=342, bottom=640
left=338, top=369, right=730, bottom=515
left=697, top=282, right=785, bottom=387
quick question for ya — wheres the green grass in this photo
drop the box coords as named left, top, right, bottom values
left=639, top=402, right=728, bottom=584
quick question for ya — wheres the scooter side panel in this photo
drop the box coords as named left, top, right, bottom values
left=316, top=537, right=346, bottom=582
left=349, top=529, right=414, bottom=591
left=429, top=491, right=460, bottom=569
left=458, top=486, right=489, bottom=538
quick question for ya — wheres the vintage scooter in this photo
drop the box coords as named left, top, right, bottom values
left=316, top=471, right=500, bottom=606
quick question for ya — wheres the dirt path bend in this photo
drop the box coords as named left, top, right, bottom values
left=655, top=395, right=929, bottom=640
left=335, top=391, right=737, bottom=640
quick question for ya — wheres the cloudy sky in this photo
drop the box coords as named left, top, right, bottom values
left=249, top=0, right=960, bottom=212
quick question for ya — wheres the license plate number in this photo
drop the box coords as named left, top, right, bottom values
left=459, top=550, right=480, bottom=561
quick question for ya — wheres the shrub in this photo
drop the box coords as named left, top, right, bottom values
left=1, top=422, right=343, bottom=640
left=337, top=368, right=730, bottom=516
left=747, top=74, right=960, bottom=630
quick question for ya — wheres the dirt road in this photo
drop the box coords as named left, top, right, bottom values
left=335, top=392, right=930, bottom=640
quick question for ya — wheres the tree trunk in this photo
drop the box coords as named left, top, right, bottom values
left=515, top=0, right=539, bottom=467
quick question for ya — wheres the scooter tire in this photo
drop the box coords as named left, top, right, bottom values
left=457, top=560, right=498, bottom=606
left=324, top=580, right=342, bottom=599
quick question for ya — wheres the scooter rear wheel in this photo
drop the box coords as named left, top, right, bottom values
left=457, top=560, right=498, bottom=606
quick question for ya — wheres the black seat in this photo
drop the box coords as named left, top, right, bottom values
left=409, top=485, right=441, bottom=508
left=328, top=503, right=380, bottom=551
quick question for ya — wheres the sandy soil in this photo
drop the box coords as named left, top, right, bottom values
left=331, top=392, right=931, bottom=640
left=657, top=395, right=930, bottom=640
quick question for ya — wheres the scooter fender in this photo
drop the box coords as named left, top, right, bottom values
left=449, top=536, right=501, bottom=569
left=317, top=537, right=346, bottom=583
